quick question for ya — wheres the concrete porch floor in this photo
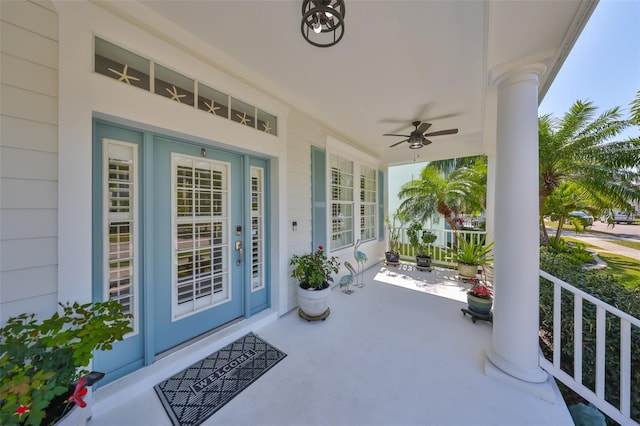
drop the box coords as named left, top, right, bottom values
left=88, top=263, right=573, bottom=426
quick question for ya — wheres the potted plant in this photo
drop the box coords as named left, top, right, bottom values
left=0, top=301, right=132, bottom=426
left=466, top=283, right=493, bottom=315
left=453, top=233, right=494, bottom=278
left=290, top=245, right=340, bottom=319
left=384, top=214, right=402, bottom=265
left=406, top=221, right=437, bottom=270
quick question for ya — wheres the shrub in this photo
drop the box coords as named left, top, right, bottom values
left=539, top=246, right=640, bottom=423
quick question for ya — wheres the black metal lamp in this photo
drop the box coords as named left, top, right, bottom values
left=301, top=0, right=345, bottom=48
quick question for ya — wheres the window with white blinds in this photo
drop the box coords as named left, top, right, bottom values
left=330, top=154, right=354, bottom=250
left=104, top=140, right=138, bottom=334
left=250, top=167, right=265, bottom=292
left=173, top=155, right=230, bottom=319
left=360, top=165, right=377, bottom=242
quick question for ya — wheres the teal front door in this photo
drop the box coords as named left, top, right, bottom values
left=152, top=137, right=244, bottom=353
left=93, top=121, right=269, bottom=384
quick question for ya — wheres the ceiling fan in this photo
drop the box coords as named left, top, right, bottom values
left=384, top=121, right=458, bottom=149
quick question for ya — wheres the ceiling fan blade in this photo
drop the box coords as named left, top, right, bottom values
left=423, top=128, right=458, bottom=137
left=389, top=139, right=409, bottom=147
left=417, top=122, right=431, bottom=134
left=383, top=133, right=410, bottom=137
left=423, top=139, right=433, bottom=146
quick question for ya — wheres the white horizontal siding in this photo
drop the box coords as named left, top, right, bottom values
left=0, top=237, right=57, bottom=272
left=0, top=1, right=59, bottom=322
left=0, top=147, right=57, bottom=180
left=0, top=178, right=57, bottom=209
left=0, top=0, right=58, bottom=40
left=1, top=293, right=58, bottom=323
left=1, top=116, right=58, bottom=152
left=0, top=84, right=58, bottom=125
left=0, top=20, right=58, bottom=68
left=0, top=209, right=57, bottom=239
left=1, top=53, right=58, bottom=97
left=0, top=265, right=57, bottom=302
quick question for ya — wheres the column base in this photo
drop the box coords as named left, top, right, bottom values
left=486, top=347, right=548, bottom=383
left=485, top=352, right=556, bottom=403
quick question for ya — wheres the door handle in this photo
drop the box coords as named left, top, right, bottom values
left=235, top=241, right=242, bottom=266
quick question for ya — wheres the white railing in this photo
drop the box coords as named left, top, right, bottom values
left=393, top=227, right=486, bottom=266
left=539, top=270, right=640, bottom=426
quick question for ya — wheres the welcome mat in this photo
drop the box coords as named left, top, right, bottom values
left=154, top=332, right=287, bottom=426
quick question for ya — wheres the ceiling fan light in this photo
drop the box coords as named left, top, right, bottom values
left=409, top=142, right=423, bottom=149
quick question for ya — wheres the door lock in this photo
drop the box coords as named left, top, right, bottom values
left=235, top=241, right=242, bottom=266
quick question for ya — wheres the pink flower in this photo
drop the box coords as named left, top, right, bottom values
left=470, top=284, right=493, bottom=299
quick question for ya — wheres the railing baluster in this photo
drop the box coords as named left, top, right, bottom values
left=620, top=319, right=631, bottom=417
left=539, top=270, right=639, bottom=426
left=595, top=306, right=606, bottom=399
left=574, top=296, right=583, bottom=384
left=553, top=283, right=561, bottom=368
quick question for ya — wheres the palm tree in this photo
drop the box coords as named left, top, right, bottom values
left=539, top=93, right=640, bottom=241
left=397, top=158, right=485, bottom=230
left=541, top=182, right=592, bottom=243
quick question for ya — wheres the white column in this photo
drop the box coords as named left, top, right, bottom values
left=486, top=64, right=548, bottom=383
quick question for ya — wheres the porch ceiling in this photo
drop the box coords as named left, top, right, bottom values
left=133, top=0, right=595, bottom=165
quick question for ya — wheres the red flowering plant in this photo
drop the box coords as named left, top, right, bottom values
left=290, top=245, right=340, bottom=290
left=468, top=283, right=493, bottom=300
left=0, top=301, right=131, bottom=425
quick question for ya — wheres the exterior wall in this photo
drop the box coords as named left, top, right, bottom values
left=0, top=0, right=385, bottom=327
left=0, top=0, right=59, bottom=323
left=286, top=109, right=384, bottom=311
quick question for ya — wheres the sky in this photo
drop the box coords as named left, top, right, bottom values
left=539, top=0, right=640, bottom=139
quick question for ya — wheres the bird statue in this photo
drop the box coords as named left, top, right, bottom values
left=354, top=239, right=368, bottom=287
left=339, top=261, right=356, bottom=294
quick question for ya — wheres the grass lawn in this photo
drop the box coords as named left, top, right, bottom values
left=608, top=239, right=640, bottom=251
left=597, top=252, right=640, bottom=289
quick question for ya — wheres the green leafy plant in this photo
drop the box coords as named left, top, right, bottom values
left=290, top=245, right=340, bottom=290
left=453, top=234, right=494, bottom=266
left=384, top=215, right=402, bottom=255
left=406, top=222, right=437, bottom=257
left=0, top=301, right=132, bottom=425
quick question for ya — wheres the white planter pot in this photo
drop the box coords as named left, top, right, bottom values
left=458, top=263, right=479, bottom=278
left=297, top=285, right=331, bottom=317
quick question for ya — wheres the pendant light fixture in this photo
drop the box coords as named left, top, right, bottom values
left=301, top=0, right=346, bottom=48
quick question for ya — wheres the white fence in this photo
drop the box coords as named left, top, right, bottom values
left=393, top=227, right=486, bottom=266
left=539, top=270, right=640, bottom=425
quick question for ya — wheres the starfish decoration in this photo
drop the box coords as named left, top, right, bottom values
left=262, top=121, right=272, bottom=134
left=107, top=64, right=140, bottom=85
left=236, top=112, right=250, bottom=126
left=166, top=85, right=186, bottom=103
left=204, top=99, right=220, bottom=115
